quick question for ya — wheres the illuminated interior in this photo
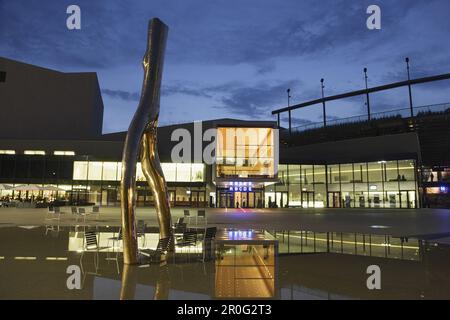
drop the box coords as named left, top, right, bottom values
left=73, top=161, right=205, bottom=183
left=215, top=244, right=275, bottom=298
left=216, top=127, right=275, bottom=179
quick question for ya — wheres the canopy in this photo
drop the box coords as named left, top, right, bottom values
left=40, top=186, right=65, bottom=192
left=12, top=185, right=42, bottom=191
left=0, top=184, right=12, bottom=190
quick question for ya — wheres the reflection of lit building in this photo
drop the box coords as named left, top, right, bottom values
left=1, top=57, right=448, bottom=208
left=215, top=229, right=277, bottom=298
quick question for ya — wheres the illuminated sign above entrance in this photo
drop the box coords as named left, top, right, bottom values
left=228, top=181, right=253, bottom=192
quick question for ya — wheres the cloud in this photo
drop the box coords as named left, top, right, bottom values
left=213, top=80, right=301, bottom=118
left=162, top=84, right=213, bottom=98
left=1, top=0, right=450, bottom=130
left=102, top=89, right=140, bottom=101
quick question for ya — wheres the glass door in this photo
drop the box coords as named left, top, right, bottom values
left=219, top=190, right=234, bottom=208
left=302, top=191, right=315, bottom=208
left=386, top=191, right=399, bottom=208
left=276, top=192, right=288, bottom=208
left=247, top=192, right=255, bottom=208
left=400, top=190, right=416, bottom=208
left=328, top=192, right=341, bottom=208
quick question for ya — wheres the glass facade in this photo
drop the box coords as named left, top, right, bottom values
left=216, top=127, right=275, bottom=179
left=0, top=152, right=418, bottom=209
left=0, top=156, right=206, bottom=207
left=73, top=161, right=204, bottom=183
left=267, top=160, right=418, bottom=209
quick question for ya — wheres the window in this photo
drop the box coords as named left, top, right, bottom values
left=0, top=150, right=15, bottom=155
left=87, top=162, right=102, bottom=181
left=161, top=163, right=176, bottom=181
left=54, top=151, right=75, bottom=156
left=398, top=160, right=415, bottom=181
left=102, top=162, right=117, bottom=181
left=191, top=163, right=204, bottom=182
left=216, top=127, right=275, bottom=178
left=314, top=165, right=326, bottom=184
left=72, top=161, right=205, bottom=182
left=176, top=163, right=191, bottom=182
left=0, top=71, right=6, bottom=82
left=24, top=150, right=45, bottom=155
left=73, top=161, right=88, bottom=180
left=385, top=161, right=399, bottom=181
left=328, top=164, right=340, bottom=184
left=368, top=162, right=383, bottom=182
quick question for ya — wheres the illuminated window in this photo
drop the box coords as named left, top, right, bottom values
left=216, top=127, right=275, bottom=179
left=191, top=163, right=205, bottom=182
left=87, top=162, right=102, bottom=180
left=161, top=163, right=176, bottom=181
left=102, top=162, right=117, bottom=181
left=54, top=151, right=75, bottom=156
left=72, top=161, right=205, bottom=182
left=73, top=161, right=88, bottom=180
left=176, top=163, right=191, bottom=182
left=24, top=150, right=45, bottom=155
left=0, top=150, right=15, bottom=155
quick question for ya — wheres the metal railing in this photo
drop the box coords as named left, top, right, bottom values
left=289, top=103, right=450, bottom=134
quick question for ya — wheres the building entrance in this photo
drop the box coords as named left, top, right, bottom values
left=301, top=191, right=315, bottom=208
left=400, top=190, right=416, bottom=208
left=328, top=192, right=341, bottom=208
left=218, top=189, right=263, bottom=208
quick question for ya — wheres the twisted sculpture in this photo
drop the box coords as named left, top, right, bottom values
left=120, top=18, right=172, bottom=265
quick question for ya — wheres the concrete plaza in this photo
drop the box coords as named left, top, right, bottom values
left=1, top=206, right=450, bottom=240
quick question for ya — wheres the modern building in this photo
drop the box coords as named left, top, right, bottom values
left=0, top=57, right=448, bottom=209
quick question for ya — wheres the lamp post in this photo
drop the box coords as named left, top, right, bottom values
left=364, top=68, right=371, bottom=121
left=321, top=78, right=326, bottom=127
left=287, top=88, right=292, bottom=137
left=406, top=57, right=414, bottom=118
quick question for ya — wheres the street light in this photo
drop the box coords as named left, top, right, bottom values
left=406, top=57, right=414, bottom=118
left=321, top=78, right=326, bottom=127
left=364, top=67, right=371, bottom=121
left=287, top=88, right=291, bottom=107
left=287, top=88, right=292, bottom=137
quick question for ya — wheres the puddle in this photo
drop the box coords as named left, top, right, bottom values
left=0, top=226, right=449, bottom=299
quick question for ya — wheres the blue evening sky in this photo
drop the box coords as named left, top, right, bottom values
left=1, top=0, right=449, bottom=133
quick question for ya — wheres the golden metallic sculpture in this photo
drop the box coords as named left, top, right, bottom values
left=120, top=18, right=172, bottom=265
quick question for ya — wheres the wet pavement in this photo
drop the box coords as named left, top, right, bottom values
left=1, top=225, right=449, bottom=300
left=1, top=207, right=450, bottom=239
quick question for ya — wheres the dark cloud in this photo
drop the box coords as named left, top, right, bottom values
left=213, top=80, right=301, bottom=118
left=1, top=0, right=444, bottom=70
left=162, top=84, right=213, bottom=98
left=102, top=89, right=140, bottom=101
left=1, top=0, right=449, bottom=131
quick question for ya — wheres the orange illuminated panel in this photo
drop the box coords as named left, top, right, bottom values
left=216, top=127, right=275, bottom=179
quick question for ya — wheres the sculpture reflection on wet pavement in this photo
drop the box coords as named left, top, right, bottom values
left=120, top=18, right=173, bottom=265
